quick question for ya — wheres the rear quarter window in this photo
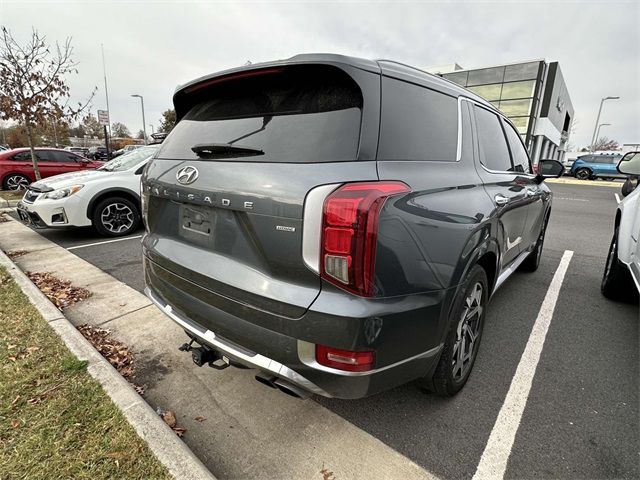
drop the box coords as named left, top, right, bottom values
left=378, top=77, right=458, bottom=161
left=158, top=65, right=363, bottom=163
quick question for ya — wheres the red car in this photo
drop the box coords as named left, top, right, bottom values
left=0, top=148, right=103, bottom=190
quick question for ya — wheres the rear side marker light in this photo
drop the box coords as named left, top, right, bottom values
left=316, top=344, right=375, bottom=372
left=320, top=181, right=411, bottom=296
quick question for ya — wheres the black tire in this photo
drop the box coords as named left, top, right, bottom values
left=574, top=168, right=592, bottom=180
left=601, top=228, right=638, bottom=303
left=421, top=265, right=488, bottom=397
left=520, top=216, right=549, bottom=272
left=2, top=173, right=30, bottom=191
left=92, top=196, right=140, bottom=237
left=622, top=178, right=637, bottom=197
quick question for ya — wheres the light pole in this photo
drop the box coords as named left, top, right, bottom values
left=593, top=123, right=611, bottom=150
left=590, top=96, right=619, bottom=151
left=149, top=124, right=154, bottom=134
left=131, top=94, right=147, bottom=145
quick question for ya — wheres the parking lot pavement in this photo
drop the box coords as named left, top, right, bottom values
left=6, top=181, right=639, bottom=479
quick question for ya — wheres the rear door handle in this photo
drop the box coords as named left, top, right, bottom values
left=494, top=194, right=509, bottom=206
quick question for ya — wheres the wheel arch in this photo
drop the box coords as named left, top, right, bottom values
left=86, top=188, right=141, bottom=220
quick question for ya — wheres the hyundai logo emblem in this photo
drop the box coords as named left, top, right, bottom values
left=176, top=166, right=199, bottom=185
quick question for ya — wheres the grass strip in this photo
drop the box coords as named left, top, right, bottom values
left=0, top=265, right=170, bottom=479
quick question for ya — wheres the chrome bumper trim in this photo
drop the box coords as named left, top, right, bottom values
left=145, top=287, right=332, bottom=398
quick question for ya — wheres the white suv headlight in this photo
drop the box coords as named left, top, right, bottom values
left=42, top=184, right=84, bottom=200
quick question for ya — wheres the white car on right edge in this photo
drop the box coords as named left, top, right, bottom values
left=602, top=151, right=640, bottom=302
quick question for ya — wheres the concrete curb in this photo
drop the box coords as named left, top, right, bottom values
left=0, top=197, right=19, bottom=208
left=0, top=249, right=216, bottom=480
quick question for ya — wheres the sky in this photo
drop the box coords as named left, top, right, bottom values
left=1, top=0, right=638, bottom=148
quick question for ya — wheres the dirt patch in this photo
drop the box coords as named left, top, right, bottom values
left=26, top=271, right=92, bottom=310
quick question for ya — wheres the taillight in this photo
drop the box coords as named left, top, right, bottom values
left=320, top=181, right=410, bottom=296
left=316, top=344, right=375, bottom=372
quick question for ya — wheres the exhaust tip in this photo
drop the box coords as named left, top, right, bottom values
left=273, top=378, right=310, bottom=399
left=254, top=373, right=277, bottom=389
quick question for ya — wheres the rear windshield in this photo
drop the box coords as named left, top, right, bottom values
left=157, top=65, right=363, bottom=163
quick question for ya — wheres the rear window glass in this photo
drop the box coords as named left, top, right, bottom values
left=157, top=65, right=363, bottom=163
left=378, top=77, right=458, bottom=161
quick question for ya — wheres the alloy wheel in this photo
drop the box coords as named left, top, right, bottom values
left=100, top=202, right=134, bottom=234
left=6, top=175, right=29, bottom=191
left=452, top=282, right=483, bottom=380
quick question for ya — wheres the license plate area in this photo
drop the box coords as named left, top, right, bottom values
left=179, top=204, right=214, bottom=246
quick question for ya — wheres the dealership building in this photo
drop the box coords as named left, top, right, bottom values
left=426, top=60, right=574, bottom=165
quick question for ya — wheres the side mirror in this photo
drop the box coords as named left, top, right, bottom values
left=535, top=159, right=564, bottom=183
left=617, top=151, right=640, bottom=176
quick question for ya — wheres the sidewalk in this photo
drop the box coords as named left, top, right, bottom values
left=0, top=216, right=437, bottom=480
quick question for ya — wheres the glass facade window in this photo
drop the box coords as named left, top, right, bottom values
left=467, top=83, right=502, bottom=101
left=441, top=60, right=543, bottom=150
left=509, top=116, right=530, bottom=134
left=504, top=62, right=540, bottom=82
left=500, top=80, right=536, bottom=100
left=467, top=66, right=505, bottom=86
left=497, top=99, right=532, bottom=117
left=445, top=71, right=468, bottom=86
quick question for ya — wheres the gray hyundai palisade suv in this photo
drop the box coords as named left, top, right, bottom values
left=142, top=54, right=563, bottom=399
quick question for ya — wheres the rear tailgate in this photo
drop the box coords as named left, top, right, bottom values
left=143, top=61, right=381, bottom=320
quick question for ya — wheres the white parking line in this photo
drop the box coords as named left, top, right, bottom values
left=473, top=250, right=574, bottom=480
left=66, top=235, right=143, bottom=251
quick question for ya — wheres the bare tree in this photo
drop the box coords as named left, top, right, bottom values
left=592, top=136, right=620, bottom=151
left=0, top=27, right=95, bottom=180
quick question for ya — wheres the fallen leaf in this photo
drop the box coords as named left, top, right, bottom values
left=10, top=419, right=20, bottom=429
left=7, top=344, right=16, bottom=350
left=11, top=395, right=20, bottom=406
left=162, top=410, right=177, bottom=428
left=195, top=416, right=206, bottom=422
left=172, top=426, right=186, bottom=438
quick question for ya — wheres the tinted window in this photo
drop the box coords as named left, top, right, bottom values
left=475, top=106, right=512, bottom=172
left=12, top=152, right=32, bottom=161
left=51, top=151, right=81, bottom=162
left=503, top=120, right=531, bottom=173
left=378, top=77, right=458, bottom=161
left=158, top=65, right=363, bottom=163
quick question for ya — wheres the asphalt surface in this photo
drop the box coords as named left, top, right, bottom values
left=9, top=181, right=639, bottom=479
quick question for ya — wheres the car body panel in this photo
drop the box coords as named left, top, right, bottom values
left=0, top=148, right=102, bottom=187
left=570, top=154, right=624, bottom=179
left=17, top=147, right=158, bottom=228
left=142, top=55, right=551, bottom=398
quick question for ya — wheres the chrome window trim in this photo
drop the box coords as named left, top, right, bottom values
left=302, top=183, right=341, bottom=273
left=297, top=339, right=441, bottom=377
left=456, top=96, right=463, bottom=161
left=145, top=287, right=331, bottom=397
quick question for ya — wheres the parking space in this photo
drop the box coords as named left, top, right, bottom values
left=8, top=181, right=638, bottom=479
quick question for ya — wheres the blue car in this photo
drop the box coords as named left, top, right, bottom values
left=570, top=154, right=624, bottom=180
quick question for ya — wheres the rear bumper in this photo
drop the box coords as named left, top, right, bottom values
left=144, top=255, right=448, bottom=399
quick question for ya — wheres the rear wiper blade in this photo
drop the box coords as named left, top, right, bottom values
left=191, top=143, right=264, bottom=159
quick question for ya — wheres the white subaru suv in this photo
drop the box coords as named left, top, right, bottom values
left=17, top=145, right=159, bottom=237
left=602, top=151, right=640, bottom=302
